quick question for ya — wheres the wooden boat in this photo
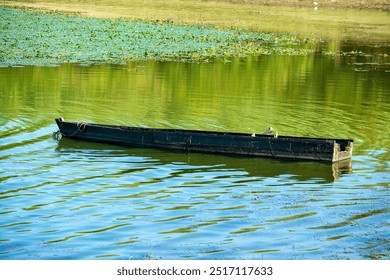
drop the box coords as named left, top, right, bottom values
left=55, top=118, right=353, bottom=162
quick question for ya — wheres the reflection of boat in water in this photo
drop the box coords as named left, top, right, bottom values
left=55, top=137, right=352, bottom=183
left=55, top=118, right=353, bottom=163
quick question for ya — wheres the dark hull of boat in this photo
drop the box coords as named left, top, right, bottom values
left=55, top=118, right=353, bottom=162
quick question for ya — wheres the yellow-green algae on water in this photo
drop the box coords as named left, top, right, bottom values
left=0, top=7, right=312, bottom=67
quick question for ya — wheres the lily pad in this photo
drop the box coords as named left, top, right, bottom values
left=0, top=7, right=312, bottom=67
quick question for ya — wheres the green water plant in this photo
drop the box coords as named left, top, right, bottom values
left=0, top=7, right=312, bottom=67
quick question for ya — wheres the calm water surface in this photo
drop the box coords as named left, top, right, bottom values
left=0, top=44, right=389, bottom=259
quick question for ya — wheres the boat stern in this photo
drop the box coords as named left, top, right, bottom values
left=333, top=140, right=353, bottom=162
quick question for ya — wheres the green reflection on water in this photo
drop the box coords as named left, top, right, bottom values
left=1, top=54, right=388, bottom=160
left=75, top=223, right=131, bottom=234
left=266, top=212, right=317, bottom=223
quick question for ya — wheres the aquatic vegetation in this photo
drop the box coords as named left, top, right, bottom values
left=0, top=7, right=311, bottom=67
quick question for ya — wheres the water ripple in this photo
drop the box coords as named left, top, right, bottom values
left=309, top=209, right=389, bottom=230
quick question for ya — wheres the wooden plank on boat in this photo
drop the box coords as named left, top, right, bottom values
left=55, top=118, right=353, bottom=162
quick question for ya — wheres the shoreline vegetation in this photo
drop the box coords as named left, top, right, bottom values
left=1, top=1, right=389, bottom=66
left=3, top=0, right=389, bottom=40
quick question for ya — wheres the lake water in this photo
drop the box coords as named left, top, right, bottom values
left=0, top=42, right=389, bottom=259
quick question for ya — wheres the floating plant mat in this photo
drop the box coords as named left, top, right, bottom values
left=0, top=7, right=312, bottom=67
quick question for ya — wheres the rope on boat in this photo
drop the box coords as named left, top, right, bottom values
left=53, top=122, right=87, bottom=140
left=67, top=122, right=87, bottom=137
left=76, top=122, right=87, bottom=133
